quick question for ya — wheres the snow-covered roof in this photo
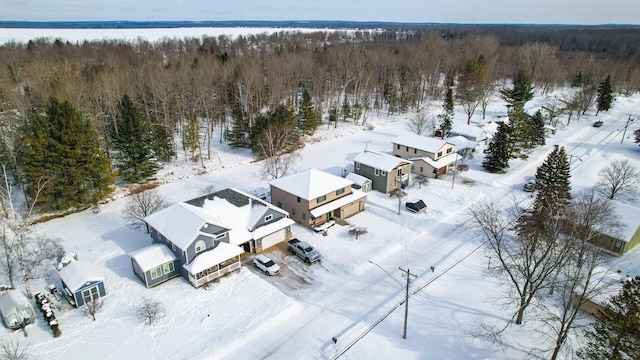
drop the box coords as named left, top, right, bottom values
left=310, top=189, right=367, bottom=218
left=450, top=123, right=485, bottom=139
left=605, top=201, right=640, bottom=241
left=183, top=242, right=244, bottom=275
left=58, top=261, right=104, bottom=292
left=345, top=172, right=371, bottom=186
left=393, top=133, right=454, bottom=154
left=446, top=135, right=477, bottom=150
left=130, top=244, right=177, bottom=272
left=144, top=202, right=222, bottom=250
left=253, top=217, right=295, bottom=240
left=353, top=150, right=411, bottom=172
left=269, top=168, right=353, bottom=201
left=481, top=122, right=500, bottom=137
left=410, top=153, right=459, bottom=169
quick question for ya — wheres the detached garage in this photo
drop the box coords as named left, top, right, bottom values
left=58, top=261, right=106, bottom=307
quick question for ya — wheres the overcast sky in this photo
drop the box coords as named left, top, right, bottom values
left=1, top=0, right=638, bottom=25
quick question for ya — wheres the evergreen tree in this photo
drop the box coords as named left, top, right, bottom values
left=251, top=104, right=299, bottom=154
left=533, top=145, right=572, bottom=219
left=438, top=87, right=454, bottom=138
left=341, top=95, right=352, bottom=121
left=20, top=97, right=115, bottom=210
left=297, top=89, right=321, bottom=135
left=182, top=113, right=201, bottom=162
left=482, top=122, right=511, bottom=173
left=596, top=75, right=614, bottom=116
left=500, top=69, right=534, bottom=108
left=529, top=109, right=546, bottom=147
left=579, top=276, right=640, bottom=360
left=226, top=88, right=251, bottom=148
left=111, top=95, right=160, bottom=183
left=149, top=118, right=175, bottom=162
left=507, top=106, right=532, bottom=156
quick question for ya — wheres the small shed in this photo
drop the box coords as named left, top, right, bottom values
left=130, top=244, right=180, bottom=288
left=58, top=261, right=106, bottom=307
left=345, top=172, right=372, bottom=193
left=0, top=290, right=35, bottom=329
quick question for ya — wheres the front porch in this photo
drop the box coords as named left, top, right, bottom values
left=188, top=258, right=241, bottom=288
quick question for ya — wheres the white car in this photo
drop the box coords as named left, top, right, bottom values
left=253, top=254, right=280, bottom=276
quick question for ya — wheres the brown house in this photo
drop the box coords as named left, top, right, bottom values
left=269, top=168, right=367, bottom=229
left=392, top=133, right=457, bottom=178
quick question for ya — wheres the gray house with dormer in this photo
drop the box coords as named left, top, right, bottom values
left=353, top=150, right=412, bottom=193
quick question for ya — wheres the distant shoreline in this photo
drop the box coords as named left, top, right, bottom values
left=1, top=20, right=636, bottom=29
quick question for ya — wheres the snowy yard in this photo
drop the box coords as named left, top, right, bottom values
left=2, top=67, right=640, bottom=359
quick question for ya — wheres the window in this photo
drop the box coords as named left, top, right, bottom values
left=171, top=242, right=176, bottom=251
left=414, top=149, right=417, bottom=154
left=374, top=169, right=380, bottom=176
left=215, top=233, right=226, bottom=240
left=150, top=266, right=163, bottom=280
left=437, top=151, right=442, bottom=157
left=411, top=165, right=415, bottom=171
left=355, top=162, right=360, bottom=170
left=316, top=195, right=327, bottom=203
left=296, top=196, right=301, bottom=203
left=163, top=262, right=174, bottom=274
left=420, top=166, right=424, bottom=173
left=277, top=201, right=282, bottom=208
left=406, top=146, right=409, bottom=151
left=381, top=170, right=386, bottom=176
left=302, top=213, right=306, bottom=220
left=336, top=188, right=345, bottom=196
left=396, top=144, right=400, bottom=150
left=292, top=208, right=296, bottom=215
left=195, top=240, right=206, bottom=253
left=446, top=148, right=452, bottom=154
left=81, top=286, right=100, bottom=304
left=264, top=214, right=273, bottom=222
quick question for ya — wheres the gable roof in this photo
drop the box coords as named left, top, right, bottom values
left=606, top=201, right=640, bottom=241
left=393, top=133, right=454, bottom=154
left=130, top=244, right=177, bottom=272
left=58, top=260, right=104, bottom=292
left=345, top=172, right=371, bottom=186
left=269, top=168, right=352, bottom=201
left=353, top=150, right=412, bottom=172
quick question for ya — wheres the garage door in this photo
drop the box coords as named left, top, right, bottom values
left=341, top=201, right=361, bottom=219
left=260, top=229, right=286, bottom=251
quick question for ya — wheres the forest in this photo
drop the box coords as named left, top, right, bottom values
left=1, top=25, right=639, bottom=212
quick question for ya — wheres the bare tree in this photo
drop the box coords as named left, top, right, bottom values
left=122, top=189, right=170, bottom=233
left=257, top=124, right=301, bottom=180
left=412, top=175, right=429, bottom=189
left=406, top=111, right=435, bottom=135
left=135, top=297, right=166, bottom=325
left=467, top=198, right=571, bottom=325
left=348, top=226, right=368, bottom=240
left=0, top=338, right=34, bottom=360
left=597, top=159, right=640, bottom=200
left=82, top=298, right=104, bottom=321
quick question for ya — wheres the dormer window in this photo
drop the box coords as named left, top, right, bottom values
left=265, top=214, right=273, bottom=222
left=215, top=233, right=226, bottom=240
left=195, top=240, right=206, bottom=253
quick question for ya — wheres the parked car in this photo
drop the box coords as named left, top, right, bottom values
left=593, top=121, right=603, bottom=127
left=523, top=179, right=536, bottom=192
left=288, top=239, right=321, bottom=263
left=405, top=199, right=427, bottom=213
left=253, top=254, right=280, bottom=275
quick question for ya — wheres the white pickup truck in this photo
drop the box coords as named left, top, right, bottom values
left=288, top=239, right=321, bottom=263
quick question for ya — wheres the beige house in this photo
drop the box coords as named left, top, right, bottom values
left=269, top=168, right=367, bottom=229
left=353, top=150, right=412, bottom=193
left=392, top=133, right=457, bottom=178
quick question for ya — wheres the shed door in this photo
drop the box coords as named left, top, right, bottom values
left=261, top=229, right=286, bottom=251
left=82, top=285, right=100, bottom=305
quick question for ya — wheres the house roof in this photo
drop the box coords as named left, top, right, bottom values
left=183, top=242, right=244, bottom=275
left=410, top=153, right=459, bottom=169
left=345, top=172, right=371, bottom=186
left=310, top=189, right=367, bottom=218
left=446, top=135, right=477, bottom=150
left=58, top=260, right=104, bottom=292
left=353, top=150, right=412, bottom=172
left=393, top=133, right=454, bottom=154
left=130, top=244, right=177, bottom=272
left=450, top=123, right=485, bottom=139
left=269, top=168, right=353, bottom=201
left=144, top=188, right=291, bottom=248
left=606, top=201, right=640, bottom=241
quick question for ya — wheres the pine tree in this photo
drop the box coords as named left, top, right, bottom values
left=500, top=69, right=534, bottom=108
left=438, top=87, right=454, bottom=138
left=533, top=145, right=572, bottom=219
left=182, top=113, right=201, bottom=161
left=482, top=122, right=511, bottom=173
left=20, top=97, right=115, bottom=210
left=507, top=106, right=532, bottom=156
left=579, top=276, right=640, bottom=360
left=251, top=104, right=299, bottom=154
left=341, top=95, right=352, bottom=121
left=596, top=75, right=614, bottom=116
left=529, top=110, right=546, bottom=147
left=297, top=89, right=321, bottom=135
left=111, top=95, right=160, bottom=183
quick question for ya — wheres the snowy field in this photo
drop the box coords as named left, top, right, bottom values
left=1, top=29, right=640, bottom=360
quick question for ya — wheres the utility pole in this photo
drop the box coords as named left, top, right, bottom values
left=399, top=267, right=417, bottom=339
left=621, top=114, right=635, bottom=143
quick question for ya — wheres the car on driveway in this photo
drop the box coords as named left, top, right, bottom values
left=593, top=120, right=603, bottom=127
left=405, top=199, right=427, bottom=213
left=253, top=254, right=280, bottom=275
left=523, top=179, right=536, bottom=192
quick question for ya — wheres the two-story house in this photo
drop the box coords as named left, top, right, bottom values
left=353, top=150, right=412, bottom=193
left=137, top=188, right=294, bottom=288
left=392, top=133, right=457, bottom=178
left=269, top=168, right=367, bottom=229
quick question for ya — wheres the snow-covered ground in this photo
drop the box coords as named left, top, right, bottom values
left=2, top=29, right=640, bottom=360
